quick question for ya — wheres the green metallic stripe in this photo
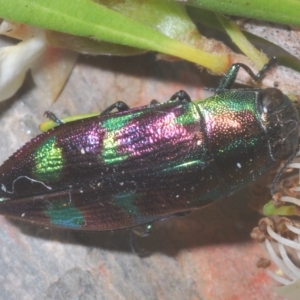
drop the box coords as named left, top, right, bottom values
left=100, top=112, right=142, bottom=164
left=45, top=200, right=85, bottom=229
left=101, top=131, right=129, bottom=164
left=218, top=137, right=259, bottom=153
left=101, top=112, right=142, bottom=131
left=33, top=136, right=63, bottom=181
left=174, top=102, right=200, bottom=125
left=194, top=90, right=258, bottom=116
left=113, top=193, right=139, bottom=216
left=162, top=160, right=205, bottom=172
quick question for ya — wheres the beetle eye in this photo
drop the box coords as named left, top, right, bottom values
left=259, top=88, right=284, bottom=113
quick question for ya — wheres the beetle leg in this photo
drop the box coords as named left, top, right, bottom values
left=100, top=101, right=130, bottom=115
left=44, top=111, right=65, bottom=125
left=169, top=90, right=191, bottom=103
left=216, top=56, right=277, bottom=92
left=150, top=99, right=160, bottom=106
left=130, top=224, right=152, bottom=257
left=132, top=223, right=153, bottom=237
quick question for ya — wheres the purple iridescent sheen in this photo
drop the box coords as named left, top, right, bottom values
left=0, top=88, right=298, bottom=230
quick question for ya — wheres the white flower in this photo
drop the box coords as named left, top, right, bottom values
left=251, top=157, right=300, bottom=299
left=0, top=20, right=78, bottom=102
left=0, top=21, right=47, bottom=101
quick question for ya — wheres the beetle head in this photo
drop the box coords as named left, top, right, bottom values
left=257, top=87, right=299, bottom=161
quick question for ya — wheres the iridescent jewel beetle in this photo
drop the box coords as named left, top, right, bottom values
left=0, top=57, right=298, bottom=231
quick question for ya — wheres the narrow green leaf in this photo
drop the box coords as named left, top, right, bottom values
left=186, top=0, right=300, bottom=27
left=216, top=14, right=268, bottom=69
left=0, top=0, right=228, bottom=72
